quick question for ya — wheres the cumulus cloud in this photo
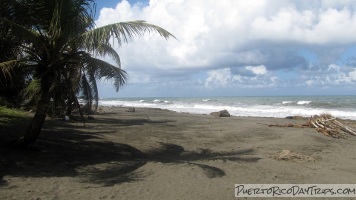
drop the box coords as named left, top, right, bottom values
left=205, top=68, right=232, bottom=88
left=250, top=7, right=356, bottom=44
left=349, top=69, right=356, bottom=80
left=245, top=65, right=268, bottom=75
left=95, top=0, right=356, bottom=96
left=204, top=66, right=276, bottom=89
left=300, top=63, right=356, bottom=88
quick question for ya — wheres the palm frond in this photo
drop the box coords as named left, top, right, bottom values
left=86, top=57, right=128, bottom=91
left=80, top=72, right=93, bottom=108
left=0, top=17, right=49, bottom=57
left=22, top=79, right=41, bottom=106
left=80, top=20, right=177, bottom=52
left=56, top=0, right=95, bottom=51
left=48, top=0, right=62, bottom=38
left=92, top=43, right=121, bottom=67
left=0, top=60, right=18, bottom=83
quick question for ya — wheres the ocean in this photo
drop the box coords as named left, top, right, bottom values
left=98, top=96, right=356, bottom=120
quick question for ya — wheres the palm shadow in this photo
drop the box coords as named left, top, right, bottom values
left=0, top=115, right=261, bottom=187
left=145, top=143, right=260, bottom=179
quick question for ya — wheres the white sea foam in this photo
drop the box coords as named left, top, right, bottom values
left=99, top=96, right=356, bottom=120
left=297, top=101, right=312, bottom=105
left=282, top=101, right=293, bottom=104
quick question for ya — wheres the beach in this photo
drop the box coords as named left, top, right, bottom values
left=1, top=106, right=356, bottom=199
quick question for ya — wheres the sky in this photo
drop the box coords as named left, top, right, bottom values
left=94, top=0, right=356, bottom=98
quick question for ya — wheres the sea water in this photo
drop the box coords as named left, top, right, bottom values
left=98, top=96, right=356, bottom=120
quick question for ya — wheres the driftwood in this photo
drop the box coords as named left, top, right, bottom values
left=267, top=123, right=310, bottom=128
left=333, top=120, right=356, bottom=136
left=310, top=116, right=356, bottom=138
left=266, top=115, right=356, bottom=138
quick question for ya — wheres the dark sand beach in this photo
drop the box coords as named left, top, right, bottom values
left=1, top=106, right=356, bottom=199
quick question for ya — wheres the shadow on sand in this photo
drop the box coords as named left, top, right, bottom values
left=0, top=114, right=261, bottom=187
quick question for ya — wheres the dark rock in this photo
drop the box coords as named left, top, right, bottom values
left=210, top=110, right=230, bottom=117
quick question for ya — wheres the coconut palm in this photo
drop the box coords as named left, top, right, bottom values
left=0, top=0, right=175, bottom=147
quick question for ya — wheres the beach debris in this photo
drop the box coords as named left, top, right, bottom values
left=64, top=115, right=70, bottom=121
left=268, top=149, right=316, bottom=162
left=285, top=115, right=305, bottom=120
left=309, top=115, right=356, bottom=138
left=146, top=115, right=151, bottom=122
left=210, top=110, right=231, bottom=117
left=266, top=114, right=356, bottom=138
left=267, top=123, right=310, bottom=128
left=98, top=106, right=103, bottom=112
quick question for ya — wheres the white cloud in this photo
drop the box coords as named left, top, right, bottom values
left=245, top=65, right=268, bottom=75
left=250, top=7, right=356, bottom=44
left=205, top=68, right=232, bottom=88
left=204, top=66, right=276, bottom=89
left=95, top=0, right=356, bottom=96
left=306, top=80, right=314, bottom=86
left=300, top=64, right=356, bottom=87
left=95, top=0, right=356, bottom=70
left=349, top=69, right=356, bottom=80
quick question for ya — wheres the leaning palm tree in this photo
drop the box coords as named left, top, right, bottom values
left=0, top=0, right=175, bottom=147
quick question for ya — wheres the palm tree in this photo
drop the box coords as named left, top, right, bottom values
left=0, top=0, right=176, bottom=148
left=0, top=0, right=31, bottom=106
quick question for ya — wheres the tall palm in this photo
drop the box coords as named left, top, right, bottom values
left=0, top=0, right=175, bottom=147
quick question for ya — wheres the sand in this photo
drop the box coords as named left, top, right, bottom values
left=1, top=106, right=356, bottom=200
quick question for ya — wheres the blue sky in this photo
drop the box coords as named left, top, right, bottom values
left=95, top=0, right=356, bottom=98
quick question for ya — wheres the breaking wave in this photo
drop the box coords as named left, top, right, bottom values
left=99, top=96, right=356, bottom=120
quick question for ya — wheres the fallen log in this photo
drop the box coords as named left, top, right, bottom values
left=334, top=120, right=356, bottom=136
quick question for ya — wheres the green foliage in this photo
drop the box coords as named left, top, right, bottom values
left=0, top=106, right=28, bottom=118
left=0, top=106, right=31, bottom=144
left=21, top=79, right=41, bottom=107
left=0, top=106, right=30, bottom=130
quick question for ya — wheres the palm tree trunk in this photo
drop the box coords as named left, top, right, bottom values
left=23, top=87, right=51, bottom=145
left=12, top=82, right=52, bottom=148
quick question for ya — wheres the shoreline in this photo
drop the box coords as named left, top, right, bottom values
left=98, top=96, right=356, bottom=120
left=1, top=106, right=356, bottom=199
left=98, top=105, right=356, bottom=122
